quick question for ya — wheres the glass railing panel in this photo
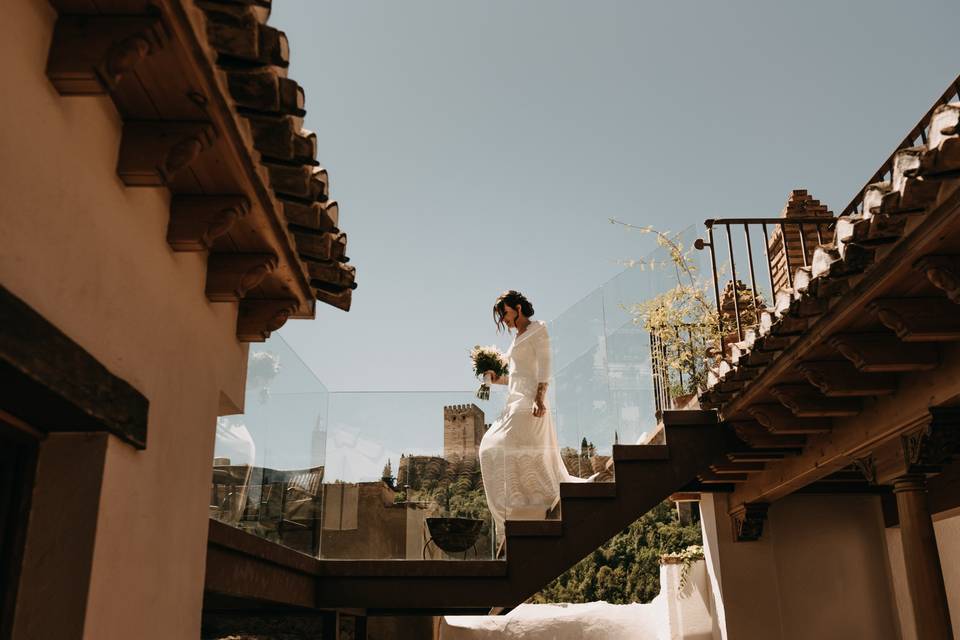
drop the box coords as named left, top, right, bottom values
left=211, top=336, right=329, bottom=558
left=321, top=390, right=503, bottom=560
left=547, top=225, right=704, bottom=459
left=210, top=225, right=717, bottom=560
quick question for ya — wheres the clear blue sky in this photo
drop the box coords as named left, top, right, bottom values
left=273, top=0, right=959, bottom=392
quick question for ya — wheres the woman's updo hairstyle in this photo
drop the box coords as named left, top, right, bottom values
left=493, top=290, right=535, bottom=332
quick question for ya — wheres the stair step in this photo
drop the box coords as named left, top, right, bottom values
left=613, top=444, right=670, bottom=461
left=560, top=481, right=617, bottom=499
left=505, top=518, right=562, bottom=537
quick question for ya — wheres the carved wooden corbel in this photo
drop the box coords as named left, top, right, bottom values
left=711, top=462, right=765, bottom=474
left=868, top=297, right=960, bottom=341
left=796, top=360, right=897, bottom=397
left=851, top=454, right=878, bottom=485
left=236, top=299, right=298, bottom=342
left=117, top=121, right=217, bottom=186
left=731, top=503, right=769, bottom=542
left=770, top=384, right=861, bottom=418
left=47, top=16, right=168, bottom=94
left=167, top=195, right=250, bottom=251
left=901, top=408, right=960, bottom=472
left=730, top=421, right=807, bottom=450
left=747, top=404, right=831, bottom=434
left=206, top=253, right=279, bottom=302
left=827, top=334, right=938, bottom=372
left=913, top=255, right=960, bottom=304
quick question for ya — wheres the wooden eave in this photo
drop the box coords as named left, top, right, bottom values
left=45, top=0, right=357, bottom=339
left=697, top=150, right=960, bottom=514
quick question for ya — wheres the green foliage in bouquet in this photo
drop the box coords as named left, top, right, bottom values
left=470, top=345, right=509, bottom=400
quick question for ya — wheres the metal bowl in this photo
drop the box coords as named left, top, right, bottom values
left=426, top=517, right=484, bottom=553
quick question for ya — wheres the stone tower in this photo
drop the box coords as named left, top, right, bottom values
left=443, top=404, right=485, bottom=461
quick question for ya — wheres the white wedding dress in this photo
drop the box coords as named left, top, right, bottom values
left=479, top=320, right=585, bottom=541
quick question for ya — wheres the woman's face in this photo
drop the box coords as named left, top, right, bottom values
left=500, top=304, right=522, bottom=329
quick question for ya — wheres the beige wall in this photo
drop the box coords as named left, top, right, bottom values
left=885, top=509, right=960, bottom=640
left=701, top=493, right=900, bottom=640
left=1, top=0, right=248, bottom=637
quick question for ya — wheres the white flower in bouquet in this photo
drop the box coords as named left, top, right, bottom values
left=470, top=345, right=508, bottom=400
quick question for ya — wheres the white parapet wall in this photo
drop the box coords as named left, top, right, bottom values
left=439, top=558, right=721, bottom=640
left=884, top=509, right=960, bottom=640
left=700, top=493, right=901, bottom=640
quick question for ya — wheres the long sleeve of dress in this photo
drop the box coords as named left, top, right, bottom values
left=533, top=323, right=552, bottom=384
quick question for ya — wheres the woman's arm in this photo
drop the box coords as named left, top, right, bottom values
left=533, top=324, right=551, bottom=417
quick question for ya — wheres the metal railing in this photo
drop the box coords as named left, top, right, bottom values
left=841, top=74, right=960, bottom=217
left=695, top=217, right=837, bottom=350
left=650, top=324, right=710, bottom=415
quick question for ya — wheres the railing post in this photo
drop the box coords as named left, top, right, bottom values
left=761, top=223, right=776, bottom=299
left=798, top=223, right=809, bottom=268
left=743, top=224, right=761, bottom=323
left=778, top=221, right=793, bottom=290
left=650, top=332, right=661, bottom=416
left=704, top=225, right=724, bottom=355
left=724, top=224, right=743, bottom=342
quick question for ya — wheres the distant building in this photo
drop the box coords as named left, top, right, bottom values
left=443, top=404, right=487, bottom=461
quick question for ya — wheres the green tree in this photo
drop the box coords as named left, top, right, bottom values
left=530, top=501, right=701, bottom=604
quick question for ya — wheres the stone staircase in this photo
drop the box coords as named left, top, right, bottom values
left=205, top=410, right=732, bottom=614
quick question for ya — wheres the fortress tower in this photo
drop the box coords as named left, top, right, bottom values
left=443, top=404, right=486, bottom=461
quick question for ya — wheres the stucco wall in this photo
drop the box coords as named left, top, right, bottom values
left=885, top=509, right=960, bottom=640
left=701, top=493, right=900, bottom=640
left=1, top=0, right=248, bottom=637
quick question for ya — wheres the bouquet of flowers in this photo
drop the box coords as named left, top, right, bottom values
left=470, top=345, right=509, bottom=400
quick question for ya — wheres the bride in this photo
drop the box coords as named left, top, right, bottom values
left=479, top=290, right=586, bottom=557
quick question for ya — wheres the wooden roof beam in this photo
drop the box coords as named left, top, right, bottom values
left=236, top=299, right=297, bottom=342
left=47, top=15, right=168, bottom=95
left=206, top=253, right=278, bottom=302
left=167, top=195, right=250, bottom=251
left=796, top=360, right=897, bottom=397
left=718, top=186, right=960, bottom=421
left=710, top=462, right=766, bottom=474
left=869, top=297, right=960, bottom=342
left=726, top=449, right=792, bottom=462
left=828, top=334, right=938, bottom=372
left=747, top=404, right=832, bottom=434
left=770, top=384, right=862, bottom=417
left=729, top=421, right=808, bottom=449
left=727, top=342, right=960, bottom=510
left=914, top=255, right=960, bottom=304
left=116, top=121, right=217, bottom=187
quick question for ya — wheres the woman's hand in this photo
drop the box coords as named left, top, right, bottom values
left=484, top=370, right=506, bottom=385
left=533, top=382, right=548, bottom=417
left=533, top=398, right=547, bottom=418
